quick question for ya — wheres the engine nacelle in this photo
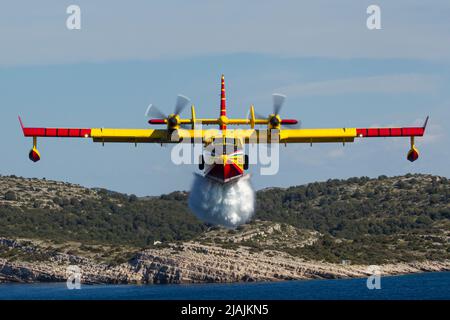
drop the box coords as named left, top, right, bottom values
left=29, top=147, right=41, bottom=162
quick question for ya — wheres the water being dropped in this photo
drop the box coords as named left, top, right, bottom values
left=188, top=174, right=255, bottom=228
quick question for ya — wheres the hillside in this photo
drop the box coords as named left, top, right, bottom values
left=255, top=174, right=450, bottom=263
left=0, top=173, right=449, bottom=283
left=0, top=175, right=204, bottom=245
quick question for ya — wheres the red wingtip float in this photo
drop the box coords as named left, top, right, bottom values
left=28, top=146, right=41, bottom=162
left=407, top=145, right=420, bottom=162
left=406, top=116, right=428, bottom=162
left=19, top=75, right=428, bottom=183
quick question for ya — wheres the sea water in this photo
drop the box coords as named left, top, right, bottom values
left=0, top=272, right=448, bottom=300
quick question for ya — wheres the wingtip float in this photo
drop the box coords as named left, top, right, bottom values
left=19, top=75, right=428, bottom=182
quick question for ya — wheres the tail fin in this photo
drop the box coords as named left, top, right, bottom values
left=220, top=74, right=226, bottom=130
left=18, top=115, right=25, bottom=135
left=423, top=115, right=429, bottom=130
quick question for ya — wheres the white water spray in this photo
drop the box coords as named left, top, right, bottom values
left=188, top=174, right=255, bottom=228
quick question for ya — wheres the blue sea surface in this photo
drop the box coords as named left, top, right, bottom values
left=0, top=272, right=448, bottom=300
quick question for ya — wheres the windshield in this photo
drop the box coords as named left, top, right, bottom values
left=210, top=139, right=241, bottom=155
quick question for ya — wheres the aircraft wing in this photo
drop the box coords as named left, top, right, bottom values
left=275, top=118, right=427, bottom=162
left=19, top=116, right=428, bottom=162
left=278, top=120, right=427, bottom=144
left=20, top=116, right=428, bottom=144
left=19, top=117, right=176, bottom=144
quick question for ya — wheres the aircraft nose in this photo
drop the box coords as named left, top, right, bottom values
left=220, top=155, right=230, bottom=165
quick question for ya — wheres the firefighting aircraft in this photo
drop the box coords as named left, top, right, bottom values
left=19, top=75, right=428, bottom=184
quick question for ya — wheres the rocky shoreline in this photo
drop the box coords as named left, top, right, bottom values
left=1, top=237, right=449, bottom=284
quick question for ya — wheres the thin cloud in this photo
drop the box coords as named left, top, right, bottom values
left=275, top=74, right=440, bottom=97
left=327, top=148, right=346, bottom=159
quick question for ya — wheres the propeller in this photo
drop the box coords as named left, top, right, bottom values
left=271, top=93, right=301, bottom=128
left=246, top=110, right=266, bottom=121
left=146, top=94, right=191, bottom=128
left=246, top=93, right=301, bottom=128
left=174, top=94, right=190, bottom=116
left=272, top=93, right=286, bottom=115
left=145, top=104, right=167, bottom=119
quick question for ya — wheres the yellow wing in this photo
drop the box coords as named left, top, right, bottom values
left=278, top=128, right=356, bottom=143
left=87, top=126, right=423, bottom=145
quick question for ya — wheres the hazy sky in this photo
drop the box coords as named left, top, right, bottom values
left=1, top=1, right=449, bottom=195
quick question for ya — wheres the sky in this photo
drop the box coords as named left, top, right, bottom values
left=0, top=0, right=449, bottom=196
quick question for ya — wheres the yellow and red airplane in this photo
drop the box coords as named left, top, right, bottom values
left=19, top=75, right=428, bottom=184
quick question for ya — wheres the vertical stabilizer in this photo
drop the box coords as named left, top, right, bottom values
left=220, top=74, right=227, bottom=130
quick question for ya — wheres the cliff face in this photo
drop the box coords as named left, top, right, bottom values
left=1, top=224, right=449, bottom=285
left=132, top=243, right=450, bottom=284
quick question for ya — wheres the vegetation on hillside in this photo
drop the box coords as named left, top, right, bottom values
left=0, top=182, right=205, bottom=246
left=0, top=173, right=448, bottom=263
left=254, top=174, right=449, bottom=263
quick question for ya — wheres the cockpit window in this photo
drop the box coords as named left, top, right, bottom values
left=211, top=140, right=239, bottom=157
